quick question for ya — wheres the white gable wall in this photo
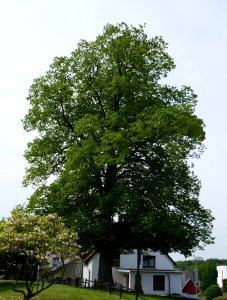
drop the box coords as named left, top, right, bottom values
left=150, top=252, right=173, bottom=270
left=120, top=250, right=174, bottom=270
left=83, top=253, right=99, bottom=285
left=120, top=252, right=137, bottom=269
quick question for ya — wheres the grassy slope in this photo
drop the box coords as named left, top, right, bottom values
left=0, top=281, right=171, bottom=300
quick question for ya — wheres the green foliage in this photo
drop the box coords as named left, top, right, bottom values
left=205, top=285, right=222, bottom=300
left=199, top=261, right=219, bottom=291
left=0, top=207, right=78, bottom=300
left=222, top=279, right=227, bottom=293
left=176, top=258, right=204, bottom=269
left=23, top=23, right=214, bottom=282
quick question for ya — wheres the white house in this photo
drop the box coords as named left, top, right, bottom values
left=82, top=250, right=183, bottom=295
left=217, top=265, right=227, bottom=288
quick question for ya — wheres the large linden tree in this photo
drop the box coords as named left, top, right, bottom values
left=23, top=23, right=214, bottom=284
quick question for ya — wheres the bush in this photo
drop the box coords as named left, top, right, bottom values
left=223, top=279, right=227, bottom=292
left=205, top=284, right=222, bottom=300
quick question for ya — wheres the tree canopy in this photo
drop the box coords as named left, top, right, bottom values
left=23, top=23, right=214, bottom=282
left=0, top=207, right=78, bottom=300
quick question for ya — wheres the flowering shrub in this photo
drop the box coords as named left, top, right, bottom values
left=0, top=206, right=79, bottom=300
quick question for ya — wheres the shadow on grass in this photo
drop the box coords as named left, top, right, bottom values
left=0, top=281, right=25, bottom=292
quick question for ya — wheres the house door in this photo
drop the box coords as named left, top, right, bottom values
left=124, top=274, right=129, bottom=288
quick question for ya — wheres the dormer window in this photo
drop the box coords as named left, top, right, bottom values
left=142, top=255, right=155, bottom=268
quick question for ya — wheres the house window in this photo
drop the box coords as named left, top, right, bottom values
left=142, top=255, right=155, bottom=268
left=52, top=257, right=60, bottom=267
left=153, top=275, right=165, bottom=291
left=112, top=253, right=120, bottom=267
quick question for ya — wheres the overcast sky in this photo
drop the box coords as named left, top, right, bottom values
left=0, top=0, right=226, bottom=261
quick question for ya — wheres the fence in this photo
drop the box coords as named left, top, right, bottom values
left=61, top=277, right=146, bottom=300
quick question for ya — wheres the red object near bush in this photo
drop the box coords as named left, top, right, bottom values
left=182, top=279, right=197, bottom=295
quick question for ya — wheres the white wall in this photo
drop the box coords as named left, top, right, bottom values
left=129, top=271, right=182, bottom=295
left=83, top=253, right=99, bottom=285
left=154, top=253, right=174, bottom=270
left=169, top=273, right=183, bottom=294
left=120, top=250, right=174, bottom=270
left=217, top=266, right=227, bottom=287
left=63, top=259, right=82, bottom=279
left=129, top=271, right=169, bottom=295
left=120, top=251, right=137, bottom=269
left=112, top=268, right=130, bottom=288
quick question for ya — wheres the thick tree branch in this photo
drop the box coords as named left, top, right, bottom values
left=59, top=96, right=74, bottom=131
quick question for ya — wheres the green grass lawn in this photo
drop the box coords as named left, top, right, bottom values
left=0, top=281, right=172, bottom=300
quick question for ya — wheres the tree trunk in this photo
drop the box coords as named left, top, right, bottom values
left=134, top=249, right=143, bottom=294
left=98, top=251, right=114, bottom=285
